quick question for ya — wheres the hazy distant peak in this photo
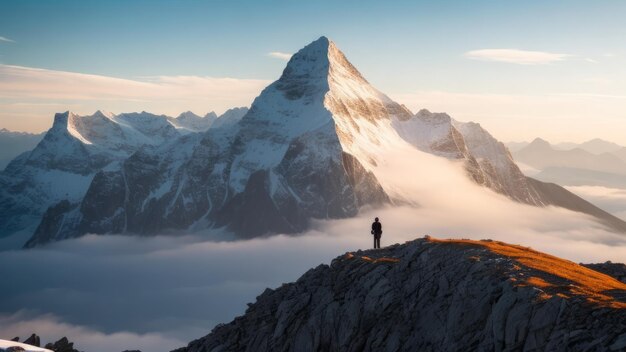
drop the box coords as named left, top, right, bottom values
left=579, top=138, right=623, bottom=154
left=414, top=108, right=452, bottom=123
left=528, top=137, right=552, bottom=148
left=92, top=110, right=115, bottom=119
left=204, top=111, right=218, bottom=119
left=177, top=111, right=202, bottom=119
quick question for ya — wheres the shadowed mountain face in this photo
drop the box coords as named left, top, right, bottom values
left=7, top=36, right=626, bottom=248
left=174, top=238, right=626, bottom=352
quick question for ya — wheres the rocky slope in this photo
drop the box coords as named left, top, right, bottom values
left=175, top=237, right=626, bottom=352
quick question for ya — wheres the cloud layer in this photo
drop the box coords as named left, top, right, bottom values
left=0, top=64, right=270, bottom=132
left=464, top=49, right=570, bottom=65
left=566, top=185, right=626, bottom=221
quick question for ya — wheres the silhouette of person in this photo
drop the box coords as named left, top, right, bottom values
left=371, top=217, right=382, bottom=249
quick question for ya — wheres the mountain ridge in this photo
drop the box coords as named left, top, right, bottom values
left=173, top=237, right=626, bottom=352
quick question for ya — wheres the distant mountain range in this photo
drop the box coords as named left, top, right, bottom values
left=0, top=129, right=44, bottom=170
left=509, top=138, right=626, bottom=189
left=507, top=138, right=626, bottom=157
left=2, top=37, right=625, bottom=248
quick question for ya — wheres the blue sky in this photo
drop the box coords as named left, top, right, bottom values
left=1, top=0, right=625, bottom=143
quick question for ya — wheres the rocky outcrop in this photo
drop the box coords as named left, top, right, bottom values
left=175, top=238, right=626, bottom=352
left=1, top=335, right=78, bottom=352
left=44, top=337, right=78, bottom=352
left=22, top=335, right=39, bottom=347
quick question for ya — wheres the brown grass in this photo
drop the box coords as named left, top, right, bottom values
left=428, top=237, right=626, bottom=308
left=345, top=253, right=400, bottom=264
left=526, top=276, right=555, bottom=288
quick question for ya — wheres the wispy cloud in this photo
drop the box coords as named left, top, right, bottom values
left=464, top=49, right=570, bottom=65
left=267, top=51, right=292, bottom=60
left=0, top=36, right=14, bottom=43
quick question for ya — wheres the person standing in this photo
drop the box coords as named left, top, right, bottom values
left=371, top=217, right=382, bottom=249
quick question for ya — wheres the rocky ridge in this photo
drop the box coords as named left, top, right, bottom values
left=175, top=237, right=626, bottom=352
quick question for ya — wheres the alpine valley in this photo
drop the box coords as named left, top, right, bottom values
left=2, top=37, right=625, bottom=249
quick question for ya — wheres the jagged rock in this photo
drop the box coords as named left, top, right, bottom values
left=23, top=334, right=39, bottom=347
left=9, top=338, right=18, bottom=342
left=174, top=238, right=626, bottom=352
left=44, top=337, right=78, bottom=352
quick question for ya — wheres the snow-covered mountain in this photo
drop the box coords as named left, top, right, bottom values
left=0, top=111, right=172, bottom=245
left=393, top=109, right=543, bottom=205
left=8, top=36, right=626, bottom=247
left=0, top=107, right=251, bottom=247
left=169, top=111, right=217, bottom=132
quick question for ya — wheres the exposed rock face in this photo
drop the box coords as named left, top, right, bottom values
left=176, top=238, right=626, bottom=352
left=22, top=334, right=39, bottom=347
left=44, top=337, right=78, bottom=352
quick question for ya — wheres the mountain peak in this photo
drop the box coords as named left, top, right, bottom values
left=93, top=110, right=114, bottom=119
left=278, top=36, right=333, bottom=82
left=177, top=111, right=202, bottom=119
left=528, top=137, right=552, bottom=149
left=51, top=111, right=77, bottom=130
left=278, top=36, right=367, bottom=86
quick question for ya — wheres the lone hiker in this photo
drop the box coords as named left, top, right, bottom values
left=371, top=217, right=382, bottom=249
